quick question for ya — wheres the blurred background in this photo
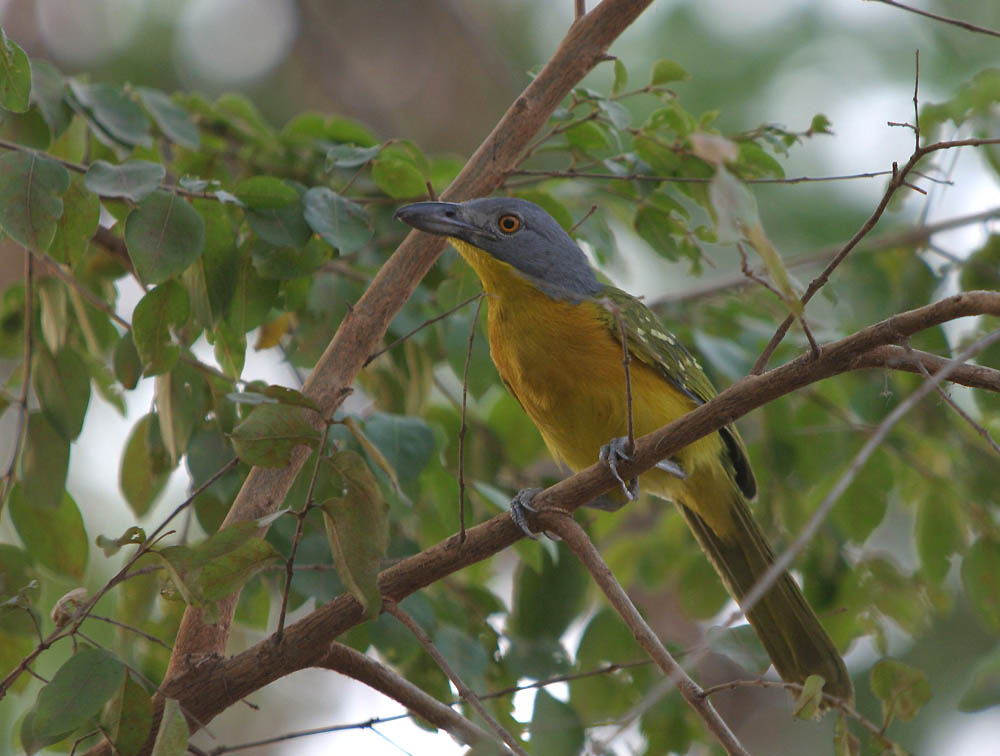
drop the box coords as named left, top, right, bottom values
left=1, top=0, right=998, bottom=754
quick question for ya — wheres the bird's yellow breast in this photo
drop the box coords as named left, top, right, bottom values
left=450, top=238, right=733, bottom=527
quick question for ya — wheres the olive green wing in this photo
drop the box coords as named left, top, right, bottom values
left=594, top=285, right=757, bottom=499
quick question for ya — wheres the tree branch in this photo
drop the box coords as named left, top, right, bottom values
left=161, top=0, right=656, bottom=689
left=318, top=642, right=492, bottom=747
left=121, top=291, right=1000, bottom=742
left=539, top=511, right=749, bottom=756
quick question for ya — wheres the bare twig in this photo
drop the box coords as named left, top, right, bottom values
left=539, top=511, right=749, bottom=756
left=86, top=615, right=173, bottom=650
left=364, top=292, right=483, bottom=366
left=96, top=291, right=1000, bottom=739
left=319, top=643, right=491, bottom=746
left=733, top=327, right=1000, bottom=632
left=386, top=603, right=525, bottom=756
left=458, top=295, right=486, bottom=542
left=905, top=340, right=1000, bottom=456
left=653, top=206, right=1000, bottom=306
left=159, top=0, right=657, bottom=702
left=752, top=137, right=1000, bottom=374
left=866, top=0, right=1000, bottom=39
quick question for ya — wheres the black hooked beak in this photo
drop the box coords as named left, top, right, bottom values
left=393, top=201, right=479, bottom=238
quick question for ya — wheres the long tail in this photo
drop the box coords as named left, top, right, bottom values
left=677, top=490, right=853, bottom=702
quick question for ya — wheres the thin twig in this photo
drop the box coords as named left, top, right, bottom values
left=508, top=167, right=917, bottom=185
left=733, top=327, right=1000, bottom=631
left=905, top=340, right=1000, bottom=456
left=570, top=204, right=598, bottom=233
left=752, top=136, right=1000, bottom=374
left=85, top=614, right=173, bottom=650
left=540, top=511, right=749, bottom=756
left=386, top=603, right=525, bottom=756
left=364, top=293, right=483, bottom=366
left=457, top=295, right=486, bottom=542
left=319, top=643, right=491, bottom=746
left=866, top=0, right=1000, bottom=39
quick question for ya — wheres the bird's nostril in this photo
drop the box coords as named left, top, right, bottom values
left=444, top=210, right=456, bottom=218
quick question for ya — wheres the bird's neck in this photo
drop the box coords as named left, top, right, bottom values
left=449, top=238, right=540, bottom=300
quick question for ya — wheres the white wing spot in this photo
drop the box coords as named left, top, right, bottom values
left=651, top=329, right=668, bottom=340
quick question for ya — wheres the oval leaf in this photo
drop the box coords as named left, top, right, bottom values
left=85, top=159, right=165, bottom=202
left=125, top=191, right=206, bottom=285
left=303, top=187, right=373, bottom=253
left=23, top=648, right=125, bottom=754
left=131, top=280, right=190, bottom=376
left=0, top=151, right=69, bottom=251
left=9, top=486, right=88, bottom=579
left=0, top=28, right=31, bottom=113
left=229, top=404, right=320, bottom=467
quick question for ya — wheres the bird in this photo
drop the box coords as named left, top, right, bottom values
left=394, top=197, right=853, bottom=701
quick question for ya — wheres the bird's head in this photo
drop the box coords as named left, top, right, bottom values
left=394, top=198, right=600, bottom=300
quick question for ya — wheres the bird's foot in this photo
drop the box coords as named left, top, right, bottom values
left=509, top=488, right=544, bottom=538
left=599, top=436, right=639, bottom=501
left=655, top=457, right=687, bottom=479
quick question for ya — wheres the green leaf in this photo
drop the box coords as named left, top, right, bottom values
left=870, top=659, right=930, bottom=724
left=250, top=236, right=328, bottom=279
left=138, top=87, right=199, bottom=149
left=612, top=58, right=628, bottom=95
left=113, top=331, right=142, bottom=389
left=120, top=413, right=172, bottom=517
left=634, top=204, right=681, bottom=261
left=705, top=624, right=770, bottom=675
left=371, top=157, right=426, bottom=199
left=156, top=521, right=280, bottom=607
left=132, top=280, right=190, bottom=376
left=958, top=645, right=1000, bottom=712
left=915, top=493, right=965, bottom=582
left=303, top=187, right=373, bottom=253
left=962, top=538, right=1000, bottom=634
left=530, top=689, right=583, bottom=756
left=22, top=648, right=125, bottom=755
left=566, top=121, right=612, bottom=154
left=510, top=542, right=589, bottom=640
left=102, top=673, right=153, bottom=756
left=228, top=384, right=319, bottom=411
left=234, top=176, right=298, bottom=209
left=9, top=486, right=88, bottom=578
left=0, top=151, right=69, bottom=251
left=96, top=526, right=146, bottom=558
left=20, top=412, right=69, bottom=510
left=212, top=321, right=246, bottom=380
left=125, top=191, right=206, bottom=285
left=321, top=451, right=387, bottom=617
left=361, top=412, right=435, bottom=484
left=85, top=159, right=165, bottom=202
left=325, top=143, right=381, bottom=169
left=29, top=60, right=71, bottom=138
left=68, top=79, right=151, bottom=147
left=246, top=195, right=312, bottom=247
left=434, top=624, right=489, bottom=692
left=0, top=27, right=31, bottom=113
left=181, top=199, right=238, bottom=328
left=154, top=362, right=203, bottom=465
left=49, top=172, right=100, bottom=263
left=150, top=698, right=189, bottom=756
left=33, top=346, right=90, bottom=441
left=229, top=404, right=320, bottom=467
left=794, top=674, right=826, bottom=720
left=649, top=58, right=689, bottom=86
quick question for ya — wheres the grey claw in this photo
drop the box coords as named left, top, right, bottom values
left=599, top=436, right=639, bottom=501
left=510, top=488, right=544, bottom=538
left=655, top=457, right=687, bottom=479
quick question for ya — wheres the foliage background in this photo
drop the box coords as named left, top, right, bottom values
left=0, top=1, right=999, bottom=754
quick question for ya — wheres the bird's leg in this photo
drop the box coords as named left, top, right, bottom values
left=509, top=488, right=544, bottom=538
left=599, top=436, right=639, bottom=501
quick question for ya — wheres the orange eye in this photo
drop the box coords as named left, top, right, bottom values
left=498, top=214, right=520, bottom=234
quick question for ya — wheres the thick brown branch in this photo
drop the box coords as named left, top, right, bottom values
left=139, top=291, right=1000, bottom=736
left=161, top=0, right=655, bottom=690
left=318, top=643, right=492, bottom=747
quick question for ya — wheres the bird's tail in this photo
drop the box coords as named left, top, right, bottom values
left=676, top=489, right=853, bottom=702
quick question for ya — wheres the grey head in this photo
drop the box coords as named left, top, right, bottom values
left=394, top=197, right=601, bottom=301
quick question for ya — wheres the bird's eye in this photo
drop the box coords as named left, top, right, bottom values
left=498, top=214, right=520, bottom=234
